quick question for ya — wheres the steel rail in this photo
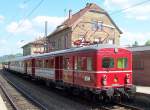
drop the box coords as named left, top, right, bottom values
left=100, top=103, right=143, bottom=110
left=2, top=73, right=48, bottom=110
left=117, top=103, right=143, bottom=110
left=0, top=83, right=20, bottom=110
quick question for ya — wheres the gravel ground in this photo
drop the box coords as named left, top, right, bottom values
left=1, top=70, right=89, bottom=110
left=126, top=93, right=150, bottom=110
left=1, top=70, right=150, bottom=110
left=0, top=71, right=41, bottom=110
left=0, top=88, right=13, bottom=110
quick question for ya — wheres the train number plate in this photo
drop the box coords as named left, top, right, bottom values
left=84, top=76, right=91, bottom=81
left=112, top=84, right=119, bottom=86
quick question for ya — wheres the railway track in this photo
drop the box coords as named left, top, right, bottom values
left=99, top=103, right=143, bottom=110
left=0, top=70, right=47, bottom=110
left=0, top=82, right=19, bottom=110
left=1, top=70, right=88, bottom=110
left=0, top=70, right=145, bottom=110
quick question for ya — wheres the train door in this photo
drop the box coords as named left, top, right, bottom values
left=32, top=59, right=35, bottom=77
left=24, top=61, right=27, bottom=74
left=55, top=56, right=63, bottom=81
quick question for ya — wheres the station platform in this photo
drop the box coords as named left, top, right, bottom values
left=0, top=94, right=7, bottom=110
left=136, top=86, right=150, bottom=95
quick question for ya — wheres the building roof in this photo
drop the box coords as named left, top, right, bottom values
left=47, top=3, right=122, bottom=37
left=128, top=45, right=150, bottom=52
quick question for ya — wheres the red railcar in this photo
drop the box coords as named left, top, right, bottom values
left=5, top=44, right=136, bottom=101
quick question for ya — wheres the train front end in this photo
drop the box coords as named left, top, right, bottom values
left=95, top=47, right=136, bottom=100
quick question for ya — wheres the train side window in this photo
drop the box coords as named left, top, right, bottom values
left=77, top=57, right=82, bottom=70
left=117, top=58, right=128, bottom=69
left=75, top=57, right=77, bottom=70
left=49, top=58, right=54, bottom=68
left=64, top=57, right=70, bottom=70
left=44, top=59, right=49, bottom=68
left=27, top=61, right=30, bottom=67
left=38, top=60, right=43, bottom=68
left=87, top=57, right=93, bottom=71
left=76, top=57, right=86, bottom=70
left=35, top=60, right=39, bottom=67
left=81, top=57, right=86, bottom=70
left=102, top=57, right=114, bottom=68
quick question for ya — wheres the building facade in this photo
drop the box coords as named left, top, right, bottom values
left=46, top=3, right=122, bottom=52
left=22, top=3, right=122, bottom=55
left=22, top=38, right=46, bottom=56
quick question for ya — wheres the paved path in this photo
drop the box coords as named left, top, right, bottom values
left=0, top=94, right=7, bottom=110
left=136, top=86, right=150, bottom=95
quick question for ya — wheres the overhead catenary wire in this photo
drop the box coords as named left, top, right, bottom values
left=110, top=0, right=150, bottom=15
left=2, top=0, right=44, bottom=56
left=17, top=0, right=44, bottom=31
left=4, top=0, right=150, bottom=54
left=4, top=0, right=44, bottom=40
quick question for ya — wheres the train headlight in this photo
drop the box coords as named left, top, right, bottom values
left=125, top=74, right=130, bottom=84
left=102, top=75, right=107, bottom=86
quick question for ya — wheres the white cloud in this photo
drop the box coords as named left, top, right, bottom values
left=104, top=0, right=129, bottom=10
left=0, top=15, right=5, bottom=23
left=104, top=0, right=150, bottom=20
left=0, top=39, right=7, bottom=44
left=6, top=16, right=66, bottom=37
left=19, top=3, right=27, bottom=9
left=120, top=30, right=150, bottom=46
left=33, top=16, right=66, bottom=27
left=6, top=19, right=33, bottom=34
left=16, top=40, right=27, bottom=47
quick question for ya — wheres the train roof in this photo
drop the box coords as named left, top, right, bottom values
left=9, top=44, right=130, bottom=61
left=34, top=44, right=129, bottom=59
left=128, top=45, right=150, bottom=52
left=7, top=55, right=36, bottom=62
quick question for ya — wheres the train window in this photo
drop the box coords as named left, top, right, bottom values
left=44, top=60, right=49, bottom=68
left=64, top=57, right=69, bottom=70
left=76, top=57, right=86, bottom=70
left=77, top=57, right=82, bottom=70
left=102, top=57, right=114, bottom=68
left=35, top=60, right=39, bottom=67
left=75, top=57, right=77, bottom=70
left=36, top=60, right=43, bottom=68
left=87, top=57, right=93, bottom=71
left=49, top=58, right=54, bottom=68
left=117, top=58, right=128, bottom=69
left=64, top=57, right=72, bottom=70
left=27, top=61, right=31, bottom=67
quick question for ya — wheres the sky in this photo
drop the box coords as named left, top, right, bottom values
left=0, top=0, right=150, bottom=56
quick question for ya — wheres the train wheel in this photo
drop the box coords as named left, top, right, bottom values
left=72, top=88, right=80, bottom=96
left=92, top=94, right=100, bottom=103
left=45, top=80, right=50, bottom=87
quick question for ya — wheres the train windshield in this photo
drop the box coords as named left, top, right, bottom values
left=102, top=57, right=114, bottom=68
left=117, top=58, right=128, bottom=69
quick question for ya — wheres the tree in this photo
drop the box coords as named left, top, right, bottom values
left=145, top=40, right=150, bottom=46
left=132, top=41, right=138, bottom=46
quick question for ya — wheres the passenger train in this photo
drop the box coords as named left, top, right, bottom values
left=3, top=44, right=136, bottom=101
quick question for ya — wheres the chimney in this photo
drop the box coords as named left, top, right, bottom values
left=86, top=3, right=90, bottom=7
left=69, top=9, right=72, bottom=19
left=45, top=21, right=47, bottom=37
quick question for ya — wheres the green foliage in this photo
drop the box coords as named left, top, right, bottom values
left=145, top=40, right=150, bottom=46
left=0, top=53, right=23, bottom=63
left=132, top=41, right=138, bottom=46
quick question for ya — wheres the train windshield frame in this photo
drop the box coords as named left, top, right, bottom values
left=117, top=58, right=128, bottom=69
left=102, top=57, right=114, bottom=68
